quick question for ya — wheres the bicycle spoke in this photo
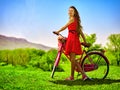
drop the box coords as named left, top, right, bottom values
left=95, top=56, right=102, bottom=64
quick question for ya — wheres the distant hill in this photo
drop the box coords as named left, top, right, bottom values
left=0, top=34, right=51, bottom=51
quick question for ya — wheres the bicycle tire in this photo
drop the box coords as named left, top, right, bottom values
left=81, top=51, right=109, bottom=79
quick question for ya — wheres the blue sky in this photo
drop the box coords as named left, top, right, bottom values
left=0, top=0, right=120, bottom=47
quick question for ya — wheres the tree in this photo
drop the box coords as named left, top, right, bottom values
left=85, top=33, right=96, bottom=45
left=107, top=34, right=120, bottom=65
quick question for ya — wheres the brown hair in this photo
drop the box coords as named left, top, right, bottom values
left=69, top=6, right=83, bottom=36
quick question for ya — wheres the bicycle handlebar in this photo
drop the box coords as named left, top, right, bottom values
left=81, top=42, right=91, bottom=48
left=53, top=31, right=59, bottom=35
left=53, top=31, right=64, bottom=37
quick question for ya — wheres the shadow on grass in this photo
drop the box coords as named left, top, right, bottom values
left=49, top=79, right=120, bottom=86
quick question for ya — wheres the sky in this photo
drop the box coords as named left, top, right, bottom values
left=0, top=0, right=120, bottom=47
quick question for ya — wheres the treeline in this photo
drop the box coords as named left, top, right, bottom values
left=0, top=48, right=67, bottom=71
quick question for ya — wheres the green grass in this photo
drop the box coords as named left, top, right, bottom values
left=0, top=64, right=120, bottom=90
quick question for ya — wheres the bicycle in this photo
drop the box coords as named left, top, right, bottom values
left=51, top=31, right=109, bottom=80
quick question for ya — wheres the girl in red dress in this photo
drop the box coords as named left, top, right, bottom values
left=54, top=6, right=88, bottom=81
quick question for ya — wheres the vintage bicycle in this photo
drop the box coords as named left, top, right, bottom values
left=51, top=31, right=109, bottom=80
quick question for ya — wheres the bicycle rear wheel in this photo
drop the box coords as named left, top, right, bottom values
left=81, top=52, right=109, bottom=79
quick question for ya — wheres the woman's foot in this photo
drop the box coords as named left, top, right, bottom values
left=82, top=75, right=88, bottom=81
left=65, top=76, right=74, bottom=81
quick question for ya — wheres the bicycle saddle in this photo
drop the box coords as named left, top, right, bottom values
left=81, top=42, right=91, bottom=48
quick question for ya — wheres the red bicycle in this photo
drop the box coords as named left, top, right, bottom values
left=51, top=31, right=109, bottom=79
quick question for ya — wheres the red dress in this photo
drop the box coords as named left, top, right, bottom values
left=65, top=18, right=82, bottom=55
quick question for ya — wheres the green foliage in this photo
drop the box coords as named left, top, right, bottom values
left=0, top=49, right=30, bottom=66
left=106, top=34, right=120, bottom=65
left=85, top=33, right=96, bottom=44
left=107, top=34, right=120, bottom=50
left=28, top=48, right=45, bottom=67
left=104, top=49, right=116, bottom=65
left=27, top=48, right=66, bottom=71
left=38, top=49, right=64, bottom=71
left=0, top=48, right=43, bottom=67
left=0, top=48, right=65, bottom=71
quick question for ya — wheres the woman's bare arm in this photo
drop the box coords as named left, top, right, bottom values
left=55, top=17, right=74, bottom=34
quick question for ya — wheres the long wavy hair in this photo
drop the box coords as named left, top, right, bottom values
left=69, top=6, right=83, bottom=36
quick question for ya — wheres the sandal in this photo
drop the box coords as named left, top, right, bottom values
left=82, top=75, right=88, bottom=81
left=82, top=75, right=92, bottom=81
left=65, top=76, right=74, bottom=81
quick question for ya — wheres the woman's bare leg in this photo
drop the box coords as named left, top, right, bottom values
left=70, top=52, right=76, bottom=78
left=76, top=63, right=86, bottom=75
left=75, top=60, right=88, bottom=80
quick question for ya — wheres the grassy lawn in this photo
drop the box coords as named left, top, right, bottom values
left=0, top=65, right=120, bottom=90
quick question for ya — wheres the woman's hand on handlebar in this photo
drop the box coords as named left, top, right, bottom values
left=53, top=31, right=66, bottom=39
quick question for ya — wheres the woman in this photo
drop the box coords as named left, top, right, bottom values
left=54, top=6, right=88, bottom=81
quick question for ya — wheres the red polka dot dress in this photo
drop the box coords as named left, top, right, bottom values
left=65, top=18, right=83, bottom=55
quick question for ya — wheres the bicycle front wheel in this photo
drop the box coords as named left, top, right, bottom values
left=81, top=52, right=109, bottom=79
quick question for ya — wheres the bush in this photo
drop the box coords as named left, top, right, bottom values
left=38, top=49, right=64, bottom=71
left=28, top=48, right=45, bottom=67
left=0, top=49, right=30, bottom=66
left=0, top=48, right=66, bottom=71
